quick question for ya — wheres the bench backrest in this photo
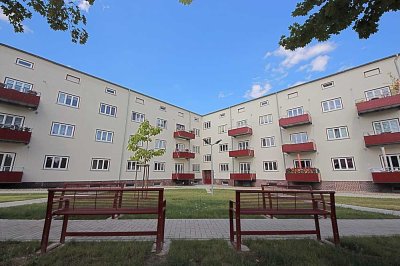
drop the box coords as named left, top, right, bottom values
left=62, top=181, right=128, bottom=189
left=261, top=184, right=312, bottom=191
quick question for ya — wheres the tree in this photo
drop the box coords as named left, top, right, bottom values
left=280, top=0, right=400, bottom=50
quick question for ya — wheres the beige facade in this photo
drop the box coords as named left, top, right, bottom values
left=1, top=43, right=399, bottom=191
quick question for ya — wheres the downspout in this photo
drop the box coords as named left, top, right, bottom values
left=275, top=93, right=287, bottom=174
left=229, top=106, right=234, bottom=177
left=118, top=89, right=131, bottom=181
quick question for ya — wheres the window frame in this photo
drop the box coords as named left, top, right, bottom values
left=321, top=98, right=343, bottom=113
left=156, top=118, right=167, bottom=129
left=154, top=162, right=166, bottom=172
left=95, top=129, right=114, bottom=143
left=99, top=103, right=117, bottom=117
left=326, top=126, right=349, bottom=140
left=261, top=136, right=275, bottom=148
left=16, top=58, right=34, bottom=69
left=43, top=155, right=69, bottom=170
left=50, top=122, right=75, bottom=138
left=219, top=163, right=229, bottom=172
left=126, top=160, right=141, bottom=172
left=4, top=77, right=33, bottom=93
left=57, top=91, right=80, bottom=108
left=331, top=157, right=356, bottom=171
left=91, top=158, right=110, bottom=171
left=132, top=111, right=145, bottom=123
left=263, top=161, right=278, bottom=172
left=105, top=87, right=116, bottom=95
left=66, top=74, right=80, bottom=84
left=259, top=114, right=273, bottom=125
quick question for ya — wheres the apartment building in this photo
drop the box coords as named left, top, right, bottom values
left=0, top=43, right=399, bottom=191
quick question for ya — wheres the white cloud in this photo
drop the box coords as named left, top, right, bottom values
left=244, top=83, right=272, bottom=99
left=218, top=91, right=233, bottom=99
left=0, top=9, right=9, bottom=22
left=78, top=0, right=91, bottom=12
left=290, top=80, right=307, bottom=87
left=23, top=24, right=33, bottom=34
left=310, top=55, right=329, bottom=72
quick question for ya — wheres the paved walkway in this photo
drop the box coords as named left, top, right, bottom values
left=1, top=219, right=399, bottom=242
left=337, top=204, right=400, bottom=216
left=0, top=198, right=48, bottom=208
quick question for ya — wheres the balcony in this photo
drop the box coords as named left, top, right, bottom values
left=173, top=130, right=195, bottom=140
left=0, top=126, right=31, bottom=144
left=172, top=173, right=195, bottom=180
left=228, top=126, right=253, bottom=137
left=371, top=169, right=400, bottom=183
left=230, top=173, right=256, bottom=181
left=285, top=168, right=321, bottom=182
left=0, top=84, right=40, bottom=110
left=229, top=149, right=254, bottom=158
left=0, top=171, right=23, bottom=183
left=279, top=114, right=312, bottom=128
left=356, top=94, right=400, bottom=115
left=173, top=151, right=195, bottom=159
left=364, top=132, right=400, bottom=147
left=282, top=142, right=316, bottom=153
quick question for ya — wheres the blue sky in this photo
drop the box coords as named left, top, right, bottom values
left=1, top=1, right=399, bottom=114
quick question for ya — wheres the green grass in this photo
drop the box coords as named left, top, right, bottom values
left=0, top=241, right=38, bottom=265
left=0, top=193, right=47, bottom=203
left=337, top=196, right=400, bottom=211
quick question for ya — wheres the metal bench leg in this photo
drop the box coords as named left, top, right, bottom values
left=314, top=214, right=321, bottom=241
left=330, top=194, right=340, bottom=245
left=235, top=199, right=242, bottom=251
left=229, top=201, right=234, bottom=243
left=40, top=191, right=54, bottom=254
left=60, top=215, right=69, bottom=244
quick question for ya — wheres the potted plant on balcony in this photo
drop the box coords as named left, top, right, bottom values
left=389, top=73, right=400, bottom=95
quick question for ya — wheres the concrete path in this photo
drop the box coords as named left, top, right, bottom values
left=337, top=204, right=400, bottom=216
left=1, top=219, right=399, bottom=242
left=0, top=198, right=48, bottom=208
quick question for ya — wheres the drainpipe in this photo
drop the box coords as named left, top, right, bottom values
left=229, top=106, right=234, bottom=177
left=118, top=90, right=131, bottom=181
left=275, top=93, right=287, bottom=173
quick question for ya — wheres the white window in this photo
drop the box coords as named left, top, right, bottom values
left=155, top=139, right=166, bottom=149
left=290, top=132, right=308, bottom=144
left=332, top=157, right=355, bottom=170
left=238, top=107, right=245, bottom=113
left=204, top=121, right=211, bottom=129
left=261, top=137, right=275, bottom=148
left=154, top=162, right=165, bottom=172
left=219, top=113, right=226, bottom=118
left=193, top=128, right=200, bottom=137
left=156, top=118, right=167, bottom=129
left=203, top=137, right=211, bottom=146
left=99, top=103, right=117, bottom=117
left=204, top=154, right=211, bottom=162
left=365, top=86, right=391, bottom=101
left=294, top=159, right=312, bottom=168
left=364, top=68, right=380, bottom=78
left=135, top=97, right=144, bottom=104
left=220, top=163, right=229, bottom=172
left=127, top=161, right=140, bottom=172
left=178, top=112, right=184, bottom=117
left=0, top=113, right=24, bottom=128
left=194, top=117, right=199, bottom=122
left=259, top=114, right=273, bottom=125
left=263, top=161, right=277, bottom=171
left=322, top=98, right=343, bottom=112
left=16, top=58, right=34, bottom=69
left=4, top=77, right=33, bottom=92
left=0, top=152, right=15, bottom=171
left=288, top=92, right=298, bottom=99
left=218, top=124, right=227, bottom=134
left=380, top=154, right=400, bottom=171
left=239, top=163, right=251, bottom=173
left=176, top=124, right=185, bottom=131
left=219, top=143, right=229, bottom=152
left=95, top=129, right=113, bottom=143
left=51, top=122, right=74, bottom=138
left=160, top=106, right=166, bottom=111
left=175, top=143, right=185, bottom=151
left=287, top=107, right=304, bottom=117
left=66, top=74, right=80, bottom=84
left=373, top=119, right=400, bottom=134
left=175, top=163, right=184, bottom=173
left=44, top=156, right=69, bottom=170
left=260, top=100, right=269, bottom=107
left=327, top=126, right=349, bottom=140
left=237, top=120, right=247, bottom=127
left=321, top=81, right=334, bottom=89
left=132, top=111, right=145, bottom=123
left=238, top=140, right=249, bottom=150
left=192, top=164, right=200, bottom=172
left=193, top=145, right=200, bottom=154
left=105, top=87, right=116, bottom=95
left=91, top=158, right=110, bottom=171
left=57, top=92, right=79, bottom=108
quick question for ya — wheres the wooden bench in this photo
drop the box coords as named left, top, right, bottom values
left=40, top=187, right=166, bottom=254
left=229, top=189, right=339, bottom=251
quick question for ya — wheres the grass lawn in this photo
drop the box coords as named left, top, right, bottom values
left=0, top=189, right=398, bottom=219
left=0, top=193, right=47, bottom=203
left=336, top=196, right=400, bottom=211
left=1, top=236, right=400, bottom=265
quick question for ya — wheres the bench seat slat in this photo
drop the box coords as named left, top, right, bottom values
left=54, top=208, right=160, bottom=215
left=239, top=208, right=329, bottom=215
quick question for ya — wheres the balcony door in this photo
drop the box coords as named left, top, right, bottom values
left=0, top=113, right=24, bottom=128
left=176, top=123, right=185, bottom=131
left=239, top=163, right=251, bottom=174
left=238, top=140, right=249, bottom=150
left=365, top=86, right=391, bottom=101
left=290, top=132, right=308, bottom=144
left=373, top=119, right=400, bottom=134
left=0, top=152, right=15, bottom=171
left=175, top=163, right=184, bottom=173
left=294, top=159, right=312, bottom=168
left=176, top=143, right=185, bottom=152
left=380, top=154, right=400, bottom=171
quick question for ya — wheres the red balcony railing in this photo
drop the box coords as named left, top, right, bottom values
left=282, top=142, right=316, bottom=153
left=230, top=173, right=256, bottom=181
left=285, top=168, right=321, bottom=182
left=172, top=173, right=195, bottom=180
left=364, top=132, right=400, bottom=147
left=279, top=113, right=312, bottom=128
left=173, top=151, right=195, bottom=159
left=0, top=84, right=40, bottom=110
left=0, top=126, right=31, bottom=144
left=228, top=149, right=254, bottom=158
left=371, top=169, right=400, bottom=183
left=228, top=126, right=253, bottom=137
left=0, top=171, right=23, bottom=183
left=356, top=94, right=400, bottom=115
left=173, top=130, right=195, bottom=140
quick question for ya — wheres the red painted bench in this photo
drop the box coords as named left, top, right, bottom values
left=40, top=187, right=166, bottom=253
left=229, top=190, right=339, bottom=251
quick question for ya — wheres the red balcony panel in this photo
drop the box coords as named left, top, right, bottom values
left=230, top=173, right=256, bottom=181
left=371, top=172, right=400, bottom=183
left=282, top=142, right=316, bottom=153
left=0, top=171, right=23, bottom=183
left=173, top=130, right=195, bottom=140
left=0, top=128, right=31, bottom=144
left=228, top=149, right=254, bottom=158
left=356, top=94, right=400, bottom=114
left=285, top=173, right=321, bottom=182
left=0, top=86, right=40, bottom=109
left=228, top=126, right=253, bottom=137
left=279, top=114, right=312, bottom=128
left=173, top=151, right=195, bottom=159
left=172, top=173, right=195, bottom=180
left=364, top=132, right=400, bottom=147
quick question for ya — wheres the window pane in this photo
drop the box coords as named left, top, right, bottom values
left=104, top=160, right=109, bottom=169
left=65, top=95, right=72, bottom=105
left=58, top=93, right=66, bottom=104
left=72, top=97, right=78, bottom=107
left=45, top=157, right=53, bottom=168
left=52, top=124, right=59, bottom=134
left=53, top=157, right=60, bottom=168
left=59, top=125, right=66, bottom=135
left=66, top=126, right=73, bottom=136
left=60, top=158, right=68, bottom=169
left=347, top=158, right=354, bottom=169
left=340, top=127, right=348, bottom=138
left=340, top=159, right=346, bottom=169
left=92, top=160, right=98, bottom=170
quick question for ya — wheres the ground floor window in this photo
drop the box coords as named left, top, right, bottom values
left=263, top=161, right=277, bottom=171
left=44, top=155, right=69, bottom=170
left=219, top=163, right=229, bottom=172
left=126, top=161, right=140, bottom=172
left=332, top=157, right=355, bottom=170
left=91, top=158, right=110, bottom=171
left=154, top=162, right=165, bottom=172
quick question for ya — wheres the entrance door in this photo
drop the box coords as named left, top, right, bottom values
left=203, top=170, right=211, bottom=184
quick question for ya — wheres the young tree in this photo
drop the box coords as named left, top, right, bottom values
left=127, top=120, right=165, bottom=187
